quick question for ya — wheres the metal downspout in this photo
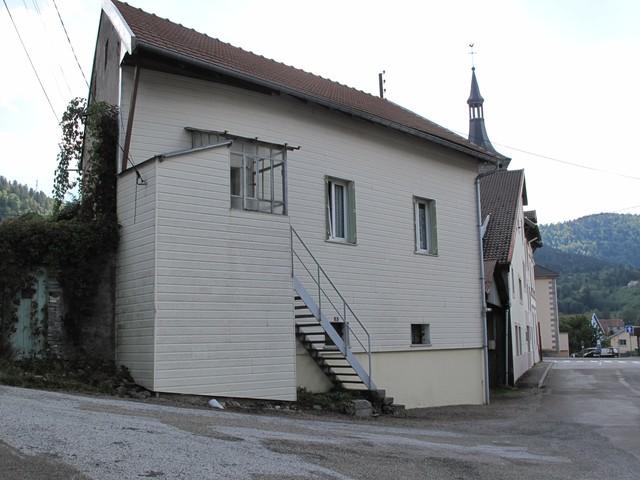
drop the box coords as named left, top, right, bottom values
left=505, top=306, right=511, bottom=386
left=475, top=176, right=490, bottom=405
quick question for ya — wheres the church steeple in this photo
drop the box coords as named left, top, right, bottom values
left=467, top=66, right=497, bottom=155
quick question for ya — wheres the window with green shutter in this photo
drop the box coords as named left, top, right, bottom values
left=326, top=177, right=357, bottom=244
left=413, top=196, right=437, bottom=255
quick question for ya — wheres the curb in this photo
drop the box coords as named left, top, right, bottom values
left=537, top=362, right=553, bottom=389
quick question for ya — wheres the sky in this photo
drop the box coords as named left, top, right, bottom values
left=1, top=0, right=639, bottom=224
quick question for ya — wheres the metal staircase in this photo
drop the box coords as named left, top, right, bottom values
left=290, top=227, right=376, bottom=392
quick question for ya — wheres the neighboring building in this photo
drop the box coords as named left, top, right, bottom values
left=534, top=265, right=561, bottom=355
left=595, top=318, right=625, bottom=336
left=467, top=67, right=542, bottom=386
left=593, top=317, right=639, bottom=355
left=480, top=171, right=542, bottom=386
left=88, top=1, right=506, bottom=408
left=609, top=330, right=638, bottom=355
left=558, top=332, right=570, bottom=357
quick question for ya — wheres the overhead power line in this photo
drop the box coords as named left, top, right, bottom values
left=31, top=0, right=73, bottom=97
left=495, top=141, right=640, bottom=182
left=446, top=126, right=640, bottom=182
left=51, top=0, right=89, bottom=88
left=2, top=0, right=59, bottom=122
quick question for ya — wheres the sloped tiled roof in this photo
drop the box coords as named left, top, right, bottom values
left=598, top=318, right=625, bottom=335
left=111, top=1, right=500, bottom=162
left=534, top=264, right=559, bottom=278
left=480, top=170, right=525, bottom=264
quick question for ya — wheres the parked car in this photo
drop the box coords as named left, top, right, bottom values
left=573, top=347, right=620, bottom=358
left=599, top=347, right=619, bottom=358
left=573, top=347, right=599, bottom=358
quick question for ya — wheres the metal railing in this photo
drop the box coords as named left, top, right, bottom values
left=290, top=226, right=373, bottom=389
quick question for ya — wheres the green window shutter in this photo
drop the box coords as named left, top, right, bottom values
left=347, top=181, right=357, bottom=244
left=428, top=200, right=438, bottom=254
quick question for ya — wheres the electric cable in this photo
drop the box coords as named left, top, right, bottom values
left=51, top=0, right=89, bottom=88
left=3, top=0, right=59, bottom=122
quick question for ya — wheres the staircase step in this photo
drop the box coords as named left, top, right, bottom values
left=337, top=380, right=366, bottom=384
left=295, top=321, right=320, bottom=327
left=330, top=372, right=359, bottom=376
left=294, top=305, right=308, bottom=310
left=294, top=313, right=316, bottom=319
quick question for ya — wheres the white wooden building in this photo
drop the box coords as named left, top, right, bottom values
left=89, top=0, right=505, bottom=408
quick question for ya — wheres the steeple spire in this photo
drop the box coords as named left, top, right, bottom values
left=467, top=66, right=497, bottom=154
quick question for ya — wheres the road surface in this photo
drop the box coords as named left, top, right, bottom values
left=1, top=358, right=639, bottom=479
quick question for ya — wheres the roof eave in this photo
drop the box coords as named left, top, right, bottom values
left=103, top=0, right=136, bottom=54
left=131, top=40, right=499, bottom=165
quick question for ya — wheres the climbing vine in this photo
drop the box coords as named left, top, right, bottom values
left=0, top=98, right=119, bottom=358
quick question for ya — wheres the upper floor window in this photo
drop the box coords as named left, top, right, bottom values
left=518, top=277, right=523, bottom=303
left=326, top=177, right=356, bottom=243
left=190, top=129, right=287, bottom=215
left=414, top=197, right=437, bottom=255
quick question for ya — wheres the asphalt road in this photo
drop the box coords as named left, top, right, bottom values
left=1, top=359, right=639, bottom=479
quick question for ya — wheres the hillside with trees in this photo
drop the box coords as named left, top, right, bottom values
left=541, top=213, right=640, bottom=267
left=535, top=213, right=640, bottom=324
left=0, top=176, right=53, bottom=221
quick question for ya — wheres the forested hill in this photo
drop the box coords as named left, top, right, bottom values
left=534, top=246, right=640, bottom=322
left=540, top=213, right=640, bottom=267
left=0, top=176, right=53, bottom=221
left=535, top=213, right=640, bottom=323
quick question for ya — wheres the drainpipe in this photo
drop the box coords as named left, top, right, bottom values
left=475, top=166, right=499, bottom=405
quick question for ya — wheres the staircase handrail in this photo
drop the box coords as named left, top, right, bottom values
left=290, top=227, right=372, bottom=342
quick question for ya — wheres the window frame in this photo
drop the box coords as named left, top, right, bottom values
left=188, top=128, right=288, bottom=216
left=413, top=196, right=438, bottom=255
left=329, top=179, right=348, bottom=241
left=411, top=323, right=431, bottom=346
left=325, top=176, right=357, bottom=244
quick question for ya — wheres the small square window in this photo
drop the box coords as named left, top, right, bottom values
left=414, top=197, right=437, bottom=255
left=411, top=323, right=431, bottom=345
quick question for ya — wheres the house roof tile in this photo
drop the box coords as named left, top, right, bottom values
left=534, top=264, right=559, bottom=278
left=480, top=169, right=525, bottom=264
left=598, top=318, right=625, bottom=335
left=111, top=1, right=501, bottom=162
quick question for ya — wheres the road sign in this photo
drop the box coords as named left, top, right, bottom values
left=626, top=325, right=634, bottom=334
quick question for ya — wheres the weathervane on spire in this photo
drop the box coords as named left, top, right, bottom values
left=468, top=43, right=476, bottom=69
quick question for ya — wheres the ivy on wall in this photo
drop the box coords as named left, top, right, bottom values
left=0, top=98, right=119, bottom=357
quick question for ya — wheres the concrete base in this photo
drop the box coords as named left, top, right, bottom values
left=297, top=347, right=485, bottom=409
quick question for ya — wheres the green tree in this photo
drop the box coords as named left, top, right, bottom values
left=560, top=314, right=601, bottom=354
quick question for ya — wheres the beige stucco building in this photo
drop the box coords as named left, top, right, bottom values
left=534, top=265, right=561, bottom=355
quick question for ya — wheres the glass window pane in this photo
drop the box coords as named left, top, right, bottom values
left=334, top=184, right=345, bottom=238
left=230, top=153, right=242, bottom=197
left=418, top=202, right=427, bottom=250
left=245, top=157, right=256, bottom=199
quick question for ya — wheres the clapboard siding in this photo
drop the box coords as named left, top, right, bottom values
left=121, top=68, right=484, bottom=357
left=152, top=150, right=296, bottom=400
left=116, top=161, right=157, bottom=389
